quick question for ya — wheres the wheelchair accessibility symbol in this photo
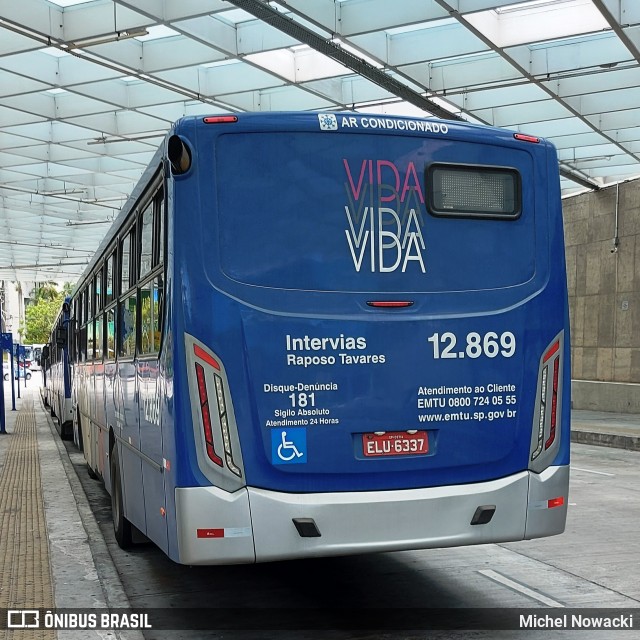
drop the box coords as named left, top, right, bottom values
left=272, top=428, right=307, bottom=465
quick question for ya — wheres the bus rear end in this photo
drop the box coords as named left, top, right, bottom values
left=170, top=112, right=569, bottom=564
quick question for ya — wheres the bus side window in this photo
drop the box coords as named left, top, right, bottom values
left=79, top=290, right=85, bottom=326
left=95, top=268, right=103, bottom=314
left=87, top=281, right=94, bottom=326
left=121, top=226, right=135, bottom=294
left=140, top=203, right=153, bottom=280
left=105, top=252, right=115, bottom=306
left=106, top=308, right=116, bottom=360
left=79, top=289, right=87, bottom=363
left=87, top=318, right=94, bottom=362
left=119, top=294, right=137, bottom=358
left=155, top=188, right=164, bottom=268
left=95, top=314, right=104, bottom=361
left=139, top=276, right=163, bottom=355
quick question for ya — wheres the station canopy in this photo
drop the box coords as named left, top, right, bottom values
left=1, top=0, right=639, bottom=281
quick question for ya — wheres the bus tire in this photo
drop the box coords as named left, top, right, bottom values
left=110, top=445, right=133, bottom=549
left=87, top=464, right=99, bottom=480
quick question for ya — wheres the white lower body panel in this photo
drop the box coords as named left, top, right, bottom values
left=175, top=465, right=568, bottom=565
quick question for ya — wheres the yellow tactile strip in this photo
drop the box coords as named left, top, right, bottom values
left=0, top=393, right=55, bottom=640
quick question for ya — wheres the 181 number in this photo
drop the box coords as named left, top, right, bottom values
left=427, top=331, right=516, bottom=359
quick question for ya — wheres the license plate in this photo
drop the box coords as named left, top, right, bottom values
left=362, top=431, right=429, bottom=457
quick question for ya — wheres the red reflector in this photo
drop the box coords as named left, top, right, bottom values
left=366, top=301, right=414, bottom=308
left=197, top=528, right=225, bottom=538
left=203, top=116, right=238, bottom=124
left=194, top=344, right=220, bottom=370
left=514, top=133, right=540, bottom=143
left=548, top=496, right=564, bottom=509
left=543, top=340, right=560, bottom=363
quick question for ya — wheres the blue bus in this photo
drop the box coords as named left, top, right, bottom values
left=45, top=298, right=73, bottom=439
left=62, top=112, right=569, bottom=564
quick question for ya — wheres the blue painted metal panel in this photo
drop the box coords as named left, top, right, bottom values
left=167, top=112, right=569, bottom=494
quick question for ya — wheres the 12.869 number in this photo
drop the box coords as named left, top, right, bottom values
left=427, top=331, right=516, bottom=359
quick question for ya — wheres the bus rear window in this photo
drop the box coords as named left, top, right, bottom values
left=427, top=164, right=520, bottom=219
left=215, top=133, right=535, bottom=293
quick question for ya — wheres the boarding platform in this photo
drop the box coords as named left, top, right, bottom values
left=0, top=381, right=143, bottom=640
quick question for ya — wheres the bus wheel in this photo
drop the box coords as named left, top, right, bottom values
left=87, top=464, right=99, bottom=480
left=110, top=445, right=133, bottom=549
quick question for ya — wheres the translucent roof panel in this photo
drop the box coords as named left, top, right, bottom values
left=2, top=0, right=640, bottom=280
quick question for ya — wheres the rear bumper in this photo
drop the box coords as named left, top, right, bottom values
left=175, top=465, right=568, bottom=565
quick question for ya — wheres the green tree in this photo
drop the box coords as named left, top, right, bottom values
left=22, top=288, right=68, bottom=344
left=30, top=281, right=60, bottom=303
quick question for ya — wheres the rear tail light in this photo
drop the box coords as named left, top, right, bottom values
left=545, top=358, right=559, bottom=450
left=195, top=363, right=223, bottom=467
left=531, top=336, right=562, bottom=465
left=193, top=345, right=242, bottom=478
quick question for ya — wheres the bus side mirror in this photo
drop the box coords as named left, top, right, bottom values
left=56, top=328, right=67, bottom=346
left=42, top=345, right=50, bottom=359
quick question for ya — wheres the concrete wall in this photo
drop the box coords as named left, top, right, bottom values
left=563, top=178, right=640, bottom=410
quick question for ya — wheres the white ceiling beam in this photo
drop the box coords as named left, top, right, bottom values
left=61, top=3, right=151, bottom=42
left=452, top=0, right=533, bottom=13
left=542, top=65, right=640, bottom=98
left=472, top=99, right=572, bottom=128
left=339, top=0, right=447, bottom=36
left=236, top=19, right=298, bottom=54
left=403, top=53, right=521, bottom=93
left=0, top=50, right=62, bottom=85
left=549, top=132, right=610, bottom=149
left=63, top=111, right=169, bottom=137
left=464, top=0, right=608, bottom=49
left=507, top=34, right=631, bottom=78
left=387, top=23, right=487, bottom=66
left=595, top=106, right=640, bottom=130
left=58, top=53, right=128, bottom=85
left=594, top=0, right=640, bottom=26
left=0, top=27, right=42, bottom=56
left=115, top=0, right=229, bottom=24
left=0, top=0, right=63, bottom=39
left=565, top=86, right=640, bottom=116
left=175, top=16, right=239, bottom=55
left=0, top=103, right=48, bottom=125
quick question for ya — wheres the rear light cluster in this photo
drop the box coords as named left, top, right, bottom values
left=195, top=363, right=223, bottom=467
left=193, top=345, right=242, bottom=477
left=531, top=338, right=561, bottom=462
